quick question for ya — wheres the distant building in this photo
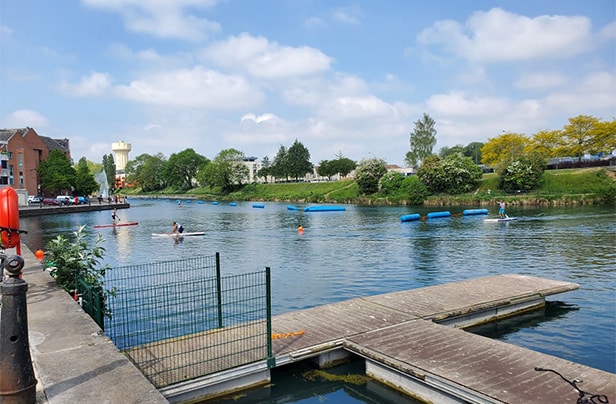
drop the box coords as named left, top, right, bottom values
left=0, top=127, right=70, bottom=203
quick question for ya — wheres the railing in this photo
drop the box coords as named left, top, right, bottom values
left=95, top=254, right=272, bottom=388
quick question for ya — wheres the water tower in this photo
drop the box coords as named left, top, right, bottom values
left=111, top=141, right=131, bottom=173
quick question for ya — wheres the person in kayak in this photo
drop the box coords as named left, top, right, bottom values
left=172, top=221, right=184, bottom=234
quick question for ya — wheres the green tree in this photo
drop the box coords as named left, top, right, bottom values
left=38, top=149, right=76, bottom=195
left=287, top=139, right=313, bottom=181
left=317, top=160, right=335, bottom=180
left=464, top=142, right=484, bottom=165
left=439, top=144, right=464, bottom=158
left=417, top=153, right=482, bottom=194
left=74, top=157, right=99, bottom=196
left=125, top=153, right=167, bottom=192
left=102, top=154, right=116, bottom=192
left=379, top=171, right=405, bottom=195
left=270, top=146, right=289, bottom=181
left=354, top=158, right=387, bottom=195
left=405, top=113, right=437, bottom=168
left=257, top=156, right=271, bottom=183
left=400, top=175, right=428, bottom=205
left=499, top=154, right=546, bottom=192
left=198, top=148, right=249, bottom=192
left=331, top=154, right=356, bottom=178
left=165, top=148, right=209, bottom=190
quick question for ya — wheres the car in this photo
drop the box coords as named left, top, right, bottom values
left=76, top=196, right=89, bottom=204
left=42, top=197, right=60, bottom=206
left=56, top=195, right=74, bottom=205
left=28, top=195, right=43, bottom=204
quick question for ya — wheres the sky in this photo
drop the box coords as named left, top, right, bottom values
left=1, top=1, right=615, bottom=167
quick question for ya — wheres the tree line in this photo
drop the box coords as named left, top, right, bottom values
left=35, top=114, right=614, bottom=202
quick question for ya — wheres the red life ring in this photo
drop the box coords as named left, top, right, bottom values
left=0, top=186, right=20, bottom=249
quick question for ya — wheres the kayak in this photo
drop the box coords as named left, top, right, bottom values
left=151, top=232, right=205, bottom=237
left=94, top=222, right=139, bottom=228
left=483, top=217, right=518, bottom=223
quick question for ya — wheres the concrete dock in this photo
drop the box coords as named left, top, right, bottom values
left=5, top=246, right=615, bottom=403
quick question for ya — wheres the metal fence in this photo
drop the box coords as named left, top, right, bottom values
left=97, top=254, right=272, bottom=388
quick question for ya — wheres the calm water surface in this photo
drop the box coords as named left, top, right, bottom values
left=19, top=199, right=615, bottom=402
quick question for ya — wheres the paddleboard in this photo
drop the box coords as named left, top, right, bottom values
left=94, top=222, right=139, bottom=228
left=151, top=232, right=205, bottom=237
left=483, top=217, right=518, bottom=223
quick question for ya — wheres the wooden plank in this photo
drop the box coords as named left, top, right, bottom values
left=345, top=320, right=616, bottom=404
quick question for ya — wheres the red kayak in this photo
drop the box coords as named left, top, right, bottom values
left=93, top=222, right=139, bottom=228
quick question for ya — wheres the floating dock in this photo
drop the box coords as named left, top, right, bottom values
left=158, top=274, right=615, bottom=403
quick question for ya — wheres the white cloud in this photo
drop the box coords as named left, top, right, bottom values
left=59, top=72, right=112, bottom=96
left=82, top=0, right=220, bottom=41
left=331, top=7, right=362, bottom=25
left=599, top=21, right=616, bottom=41
left=514, top=71, right=568, bottom=90
left=114, top=67, right=264, bottom=108
left=3, top=110, right=49, bottom=128
left=202, top=33, right=333, bottom=79
left=418, top=8, right=593, bottom=63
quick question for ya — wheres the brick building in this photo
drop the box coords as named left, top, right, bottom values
left=0, top=127, right=71, bottom=198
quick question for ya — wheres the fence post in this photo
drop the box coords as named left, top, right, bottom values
left=215, top=252, right=223, bottom=328
left=0, top=254, right=37, bottom=403
left=265, top=267, right=275, bottom=368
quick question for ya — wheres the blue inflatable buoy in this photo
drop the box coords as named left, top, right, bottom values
left=303, top=206, right=346, bottom=212
left=252, top=203, right=265, bottom=208
left=212, top=201, right=219, bottom=205
left=230, top=202, right=237, bottom=206
left=427, top=211, right=451, bottom=219
left=463, top=208, right=488, bottom=216
left=400, top=213, right=421, bottom=222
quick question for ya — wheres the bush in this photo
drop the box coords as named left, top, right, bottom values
left=43, top=225, right=114, bottom=317
left=400, top=175, right=428, bottom=205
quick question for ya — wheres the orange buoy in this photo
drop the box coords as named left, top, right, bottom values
left=297, top=226, right=304, bottom=234
left=0, top=186, right=21, bottom=253
left=35, top=249, right=44, bottom=261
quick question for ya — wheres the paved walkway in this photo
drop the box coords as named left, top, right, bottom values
left=14, top=246, right=167, bottom=404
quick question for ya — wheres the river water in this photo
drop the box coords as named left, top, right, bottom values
left=19, top=199, right=615, bottom=403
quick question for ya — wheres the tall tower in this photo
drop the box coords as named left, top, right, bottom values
left=111, top=141, right=131, bottom=173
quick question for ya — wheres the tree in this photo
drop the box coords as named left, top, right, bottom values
left=405, top=113, right=437, bottom=168
left=287, top=139, right=313, bottom=181
left=331, top=154, right=356, bottom=178
left=416, top=153, right=482, bottom=194
left=354, top=158, right=387, bottom=195
left=198, top=148, right=249, bottom=192
left=560, top=115, right=606, bottom=161
left=165, top=148, right=209, bottom=190
left=102, top=154, right=116, bottom=192
left=439, top=144, right=464, bottom=158
left=464, top=142, right=484, bottom=165
left=125, top=153, right=167, bottom=192
left=38, top=149, right=76, bottom=195
left=257, top=156, right=271, bottom=183
left=317, top=160, right=335, bottom=180
left=528, top=130, right=562, bottom=160
left=270, top=146, right=289, bottom=181
left=480, top=132, right=529, bottom=168
left=379, top=171, right=405, bottom=195
left=74, top=157, right=99, bottom=196
left=500, top=155, right=546, bottom=192
left=400, top=175, right=428, bottom=205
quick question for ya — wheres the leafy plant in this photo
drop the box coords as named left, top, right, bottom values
left=43, top=225, right=114, bottom=317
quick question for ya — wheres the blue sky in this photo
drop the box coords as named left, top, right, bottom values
left=1, top=1, right=614, bottom=166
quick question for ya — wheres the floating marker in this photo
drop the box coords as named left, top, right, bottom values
left=400, top=213, right=421, bottom=222
left=252, top=203, right=265, bottom=208
left=303, top=205, right=346, bottom=212
left=463, top=208, right=488, bottom=216
left=427, top=211, right=451, bottom=219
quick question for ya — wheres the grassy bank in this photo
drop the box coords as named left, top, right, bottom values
left=124, top=167, right=616, bottom=207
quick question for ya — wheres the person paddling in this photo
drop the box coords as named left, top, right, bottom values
left=498, top=200, right=506, bottom=219
left=172, top=221, right=184, bottom=234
